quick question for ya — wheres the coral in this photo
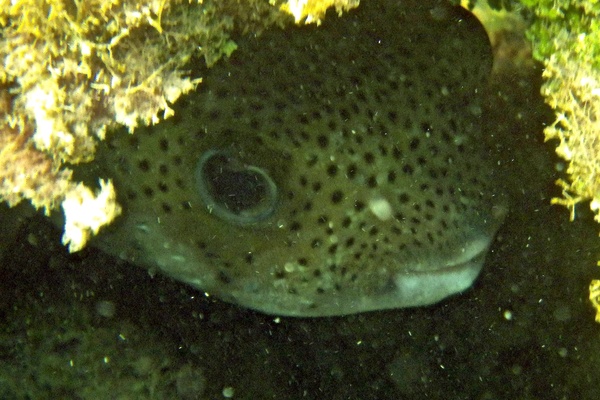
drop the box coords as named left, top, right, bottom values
left=517, top=0, right=600, bottom=319
left=278, top=0, right=360, bottom=24
left=590, top=279, right=600, bottom=322
left=0, top=89, right=120, bottom=252
left=464, top=0, right=600, bottom=320
left=61, top=180, right=121, bottom=252
left=0, top=0, right=358, bottom=252
left=517, top=0, right=600, bottom=217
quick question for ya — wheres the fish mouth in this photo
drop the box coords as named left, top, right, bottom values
left=441, top=234, right=495, bottom=270
left=391, top=231, right=499, bottom=308
left=431, top=201, right=508, bottom=272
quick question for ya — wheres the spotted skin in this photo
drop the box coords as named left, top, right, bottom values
left=91, top=0, right=506, bottom=316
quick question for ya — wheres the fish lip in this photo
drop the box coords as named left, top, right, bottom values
left=434, top=201, right=507, bottom=272
left=386, top=234, right=495, bottom=309
left=400, top=213, right=503, bottom=275
left=440, top=234, right=494, bottom=271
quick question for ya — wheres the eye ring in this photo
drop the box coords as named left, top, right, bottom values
left=195, top=150, right=278, bottom=225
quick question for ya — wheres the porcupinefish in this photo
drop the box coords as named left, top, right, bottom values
left=86, top=0, right=506, bottom=317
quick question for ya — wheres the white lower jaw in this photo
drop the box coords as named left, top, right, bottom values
left=391, top=236, right=492, bottom=307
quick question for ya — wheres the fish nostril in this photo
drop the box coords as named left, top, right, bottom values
left=195, top=150, right=278, bottom=225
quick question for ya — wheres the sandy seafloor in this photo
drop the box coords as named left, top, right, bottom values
left=2, top=8, right=600, bottom=400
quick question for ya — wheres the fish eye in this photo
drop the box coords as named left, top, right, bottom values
left=195, top=150, right=278, bottom=225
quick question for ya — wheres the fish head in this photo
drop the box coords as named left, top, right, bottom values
left=91, top=0, right=506, bottom=316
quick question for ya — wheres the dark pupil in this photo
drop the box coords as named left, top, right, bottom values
left=204, top=155, right=267, bottom=214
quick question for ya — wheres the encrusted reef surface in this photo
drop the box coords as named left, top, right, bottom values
left=1, top=1, right=600, bottom=399
left=517, top=0, right=600, bottom=314
left=0, top=0, right=358, bottom=252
